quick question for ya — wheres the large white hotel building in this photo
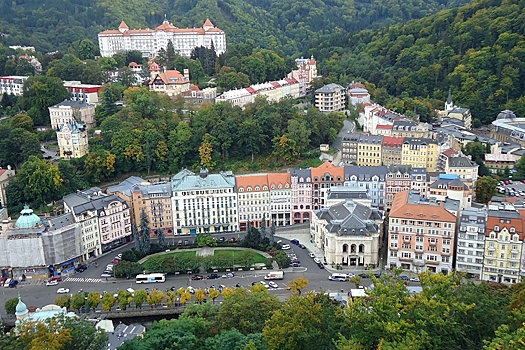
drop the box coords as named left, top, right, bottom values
left=98, top=18, right=226, bottom=58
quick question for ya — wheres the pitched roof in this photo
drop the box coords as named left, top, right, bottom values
left=389, top=190, right=457, bottom=222
left=382, top=136, right=404, bottom=146
left=204, top=18, right=214, bottom=27
left=149, top=70, right=189, bottom=85
left=119, top=20, right=129, bottom=29
left=235, top=174, right=269, bottom=190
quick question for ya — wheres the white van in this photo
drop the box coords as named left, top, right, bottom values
left=329, top=273, right=349, bottom=282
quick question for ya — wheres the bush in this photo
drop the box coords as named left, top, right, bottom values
left=114, top=260, right=144, bottom=278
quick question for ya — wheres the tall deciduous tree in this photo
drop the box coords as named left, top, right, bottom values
left=475, top=176, right=498, bottom=204
left=199, top=133, right=216, bottom=169
left=84, top=150, right=116, bottom=184
left=23, top=75, right=70, bottom=126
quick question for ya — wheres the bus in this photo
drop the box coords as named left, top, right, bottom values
left=135, top=273, right=166, bottom=284
left=329, top=273, right=349, bottom=282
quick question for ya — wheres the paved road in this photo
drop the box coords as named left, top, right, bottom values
left=332, top=119, right=355, bottom=152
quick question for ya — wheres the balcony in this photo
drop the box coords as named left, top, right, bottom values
left=403, top=237, right=411, bottom=242
left=442, top=251, right=451, bottom=257
left=426, top=260, right=440, bottom=265
left=389, top=246, right=398, bottom=251
left=399, top=257, right=413, bottom=262
left=428, top=240, right=437, bottom=246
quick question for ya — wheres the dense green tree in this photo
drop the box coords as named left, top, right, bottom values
left=0, top=125, right=41, bottom=168
left=83, top=150, right=116, bottom=183
left=113, top=260, right=143, bottom=278
left=157, top=227, right=166, bottom=249
left=69, top=293, right=85, bottom=313
left=9, top=113, right=33, bottom=131
left=4, top=297, right=19, bottom=315
left=475, top=176, right=498, bottom=204
left=61, top=316, right=108, bottom=350
left=70, top=39, right=99, bottom=60
left=23, top=75, right=70, bottom=126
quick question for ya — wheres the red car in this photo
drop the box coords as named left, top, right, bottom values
left=191, top=275, right=204, bottom=280
left=111, top=259, right=120, bottom=264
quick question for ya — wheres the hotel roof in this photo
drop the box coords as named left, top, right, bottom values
left=389, top=190, right=457, bottom=222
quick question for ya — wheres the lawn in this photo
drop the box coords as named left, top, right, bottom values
left=214, top=249, right=267, bottom=264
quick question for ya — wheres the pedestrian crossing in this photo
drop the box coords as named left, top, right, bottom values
left=64, top=277, right=103, bottom=283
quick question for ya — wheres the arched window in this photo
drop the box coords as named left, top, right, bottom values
left=359, top=244, right=365, bottom=253
left=343, top=244, right=348, bottom=253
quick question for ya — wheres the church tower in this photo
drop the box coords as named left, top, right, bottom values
left=445, top=88, right=454, bottom=111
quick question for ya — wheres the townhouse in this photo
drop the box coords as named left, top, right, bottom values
left=401, top=138, right=439, bottom=171
left=290, top=168, right=313, bottom=224
left=340, top=133, right=360, bottom=165
left=482, top=202, right=524, bottom=284
left=456, top=206, right=487, bottom=279
left=236, top=174, right=271, bottom=231
left=427, top=174, right=473, bottom=210
left=344, top=165, right=387, bottom=209
left=49, top=100, right=96, bottom=130
left=381, top=136, right=404, bottom=166
left=311, top=162, right=345, bottom=210
left=385, top=165, right=412, bottom=210
left=132, top=182, right=173, bottom=236
left=357, top=134, right=383, bottom=166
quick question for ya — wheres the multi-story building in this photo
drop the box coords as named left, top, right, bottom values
left=388, top=190, right=457, bottom=274
left=381, top=136, right=404, bottom=166
left=236, top=174, right=271, bottom=231
left=181, top=86, right=217, bottom=107
left=376, top=124, right=393, bottom=136
left=344, top=166, right=387, bottom=209
left=0, top=76, right=28, bottom=96
left=427, top=174, right=472, bottom=210
left=324, top=185, right=371, bottom=208
left=0, top=206, right=82, bottom=280
left=63, top=188, right=132, bottom=253
left=0, top=166, right=15, bottom=208
left=63, top=81, right=102, bottom=104
left=347, top=82, right=370, bottom=106
left=290, top=56, right=318, bottom=96
left=385, top=165, right=412, bottom=210
left=56, top=121, right=89, bottom=159
left=359, top=104, right=404, bottom=135
left=148, top=69, right=192, bottom=97
left=484, top=153, right=520, bottom=173
left=401, top=138, right=439, bottom=171
left=49, top=100, right=96, bottom=130
left=171, top=169, right=238, bottom=235
left=267, top=173, right=292, bottom=227
left=311, top=199, right=383, bottom=267
left=314, top=83, right=345, bottom=113
left=340, top=133, right=360, bottom=165
left=132, top=182, right=173, bottom=236
left=411, top=167, right=428, bottom=197
left=444, top=153, right=479, bottom=184
left=311, top=162, right=345, bottom=210
left=391, top=119, right=434, bottom=139
left=357, top=134, right=383, bottom=166
left=482, top=203, right=524, bottom=284
left=290, top=168, right=313, bottom=224
left=456, top=206, right=487, bottom=279
left=98, top=18, right=226, bottom=58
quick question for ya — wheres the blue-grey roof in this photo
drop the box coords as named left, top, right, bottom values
left=107, top=176, right=146, bottom=196
left=133, top=182, right=172, bottom=197
left=46, top=213, right=75, bottom=230
left=358, top=134, right=383, bottom=144
left=344, top=165, right=387, bottom=181
left=172, top=169, right=236, bottom=191
left=107, top=323, right=146, bottom=350
left=448, top=156, right=477, bottom=168
left=50, top=100, right=94, bottom=108
left=64, top=190, right=126, bottom=215
left=326, top=186, right=369, bottom=200
left=289, top=168, right=312, bottom=181
left=58, top=121, right=86, bottom=133
left=314, top=199, right=382, bottom=235
left=315, top=83, right=344, bottom=94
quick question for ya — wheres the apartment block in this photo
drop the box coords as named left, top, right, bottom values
left=357, top=134, right=383, bottom=166
left=344, top=166, right=386, bottom=209
left=290, top=168, right=313, bottom=224
left=456, top=207, right=487, bottom=279
left=381, top=136, right=404, bottom=166
left=314, top=83, right=345, bottom=113
left=388, top=190, right=457, bottom=274
left=311, top=162, right=345, bottom=210
left=401, top=138, right=439, bottom=171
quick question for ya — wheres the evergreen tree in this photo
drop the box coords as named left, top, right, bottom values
left=158, top=227, right=166, bottom=249
left=139, top=210, right=151, bottom=254
left=96, top=87, right=118, bottom=125
left=132, top=220, right=141, bottom=252
left=260, top=214, right=266, bottom=239
left=269, top=221, right=276, bottom=244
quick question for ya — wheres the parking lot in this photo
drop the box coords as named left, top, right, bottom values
left=497, top=179, right=525, bottom=197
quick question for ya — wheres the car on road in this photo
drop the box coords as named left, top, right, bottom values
left=260, top=281, right=270, bottom=289
left=48, top=275, right=62, bottom=282
left=290, top=239, right=300, bottom=245
left=399, top=275, right=409, bottom=281
left=222, top=272, right=234, bottom=278
left=298, top=243, right=306, bottom=249
left=56, top=288, right=70, bottom=294
left=46, top=280, right=59, bottom=286
left=251, top=281, right=259, bottom=286
left=268, top=281, right=278, bottom=288
left=292, top=262, right=301, bottom=267
left=111, top=259, right=120, bottom=264
left=207, top=273, right=219, bottom=279
left=191, top=275, right=204, bottom=280
left=282, top=244, right=291, bottom=250
left=217, top=237, right=225, bottom=243
left=317, top=263, right=325, bottom=269
left=313, top=257, right=321, bottom=264
left=308, top=252, right=315, bottom=258
left=101, top=272, right=112, bottom=278
left=117, top=253, right=122, bottom=259
left=347, top=273, right=355, bottom=278
left=235, top=283, right=243, bottom=288
left=358, top=273, right=370, bottom=278
left=409, top=277, right=420, bottom=282
left=229, top=237, right=237, bottom=243
left=75, top=264, right=88, bottom=272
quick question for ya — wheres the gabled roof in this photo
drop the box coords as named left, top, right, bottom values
left=119, top=20, right=129, bottom=29
left=204, top=18, right=214, bottom=27
left=314, top=199, right=382, bottom=235
left=149, top=70, right=189, bottom=85
left=390, top=190, right=457, bottom=222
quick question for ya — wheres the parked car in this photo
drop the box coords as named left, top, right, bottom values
left=191, top=275, right=204, bottom=280
left=292, top=262, right=301, bottom=267
left=46, top=280, right=59, bottom=286
left=111, top=259, right=120, bottom=264
left=317, top=263, right=325, bottom=269
left=75, top=264, right=88, bottom=272
left=410, top=277, right=420, bottom=282
left=298, top=243, right=306, bottom=249
left=260, top=281, right=270, bottom=289
left=101, top=272, right=112, bottom=278
left=117, top=253, right=122, bottom=259
left=9, top=280, right=19, bottom=288
left=399, top=275, right=409, bottom=281
left=281, top=244, right=291, bottom=250
left=222, top=272, right=234, bottom=278
left=308, top=252, right=315, bottom=258
left=207, top=273, right=219, bottom=279
left=290, top=239, right=300, bottom=245
left=228, top=237, right=237, bottom=243
left=49, top=275, right=62, bottom=282
left=56, top=288, right=70, bottom=294
left=313, top=257, right=321, bottom=264
left=217, top=237, right=225, bottom=243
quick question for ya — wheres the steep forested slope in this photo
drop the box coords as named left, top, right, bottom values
left=314, top=0, right=525, bottom=122
left=0, top=0, right=470, bottom=55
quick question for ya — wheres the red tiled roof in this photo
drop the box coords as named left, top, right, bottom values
left=376, top=124, right=393, bottom=130
left=382, top=136, right=404, bottom=146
